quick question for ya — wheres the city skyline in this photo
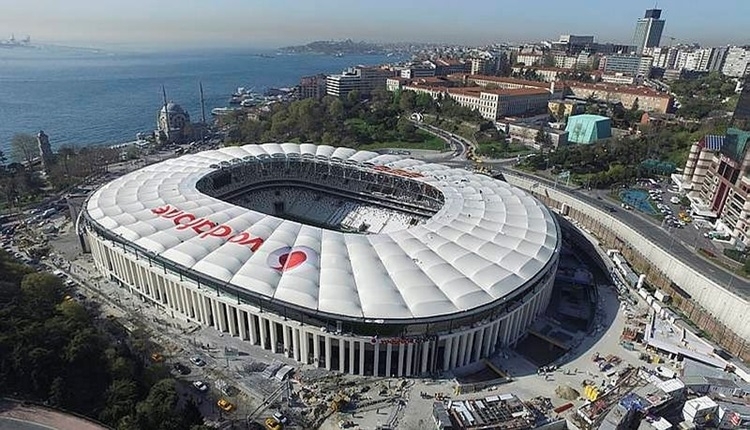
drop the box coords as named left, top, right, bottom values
left=1, top=0, right=749, bottom=50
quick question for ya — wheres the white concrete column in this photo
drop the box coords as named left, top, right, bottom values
left=385, top=343, right=393, bottom=377
left=339, top=339, right=346, bottom=373
left=422, top=340, right=431, bottom=374
left=269, top=320, right=278, bottom=353
left=170, top=284, right=180, bottom=312
left=197, top=294, right=206, bottom=323
left=397, top=343, right=405, bottom=377
left=373, top=342, right=380, bottom=377
left=299, top=330, right=309, bottom=364
left=443, top=337, right=453, bottom=371
left=239, top=310, right=249, bottom=340
left=451, top=335, right=466, bottom=369
left=349, top=340, right=355, bottom=375
left=177, top=285, right=187, bottom=313
left=474, top=327, right=485, bottom=361
left=405, top=343, right=414, bottom=377
left=324, top=335, right=332, bottom=370
left=211, top=299, right=221, bottom=330
left=165, top=284, right=175, bottom=309
left=457, top=334, right=467, bottom=368
left=512, top=310, right=521, bottom=343
left=481, top=326, right=492, bottom=357
left=227, top=306, right=238, bottom=336
left=248, top=314, right=258, bottom=344
left=283, top=325, right=291, bottom=357
left=312, top=333, right=320, bottom=366
left=463, top=332, right=475, bottom=366
left=203, top=296, right=212, bottom=325
left=359, top=341, right=366, bottom=376
left=292, top=328, right=301, bottom=361
left=218, top=303, right=228, bottom=332
left=177, top=286, right=187, bottom=316
left=188, top=291, right=197, bottom=320
left=259, top=318, right=268, bottom=349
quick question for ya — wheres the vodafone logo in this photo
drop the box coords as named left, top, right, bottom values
left=267, top=246, right=317, bottom=272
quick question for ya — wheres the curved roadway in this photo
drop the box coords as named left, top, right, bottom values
left=417, top=126, right=749, bottom=300
left=498, top=167, right=748, bottom=299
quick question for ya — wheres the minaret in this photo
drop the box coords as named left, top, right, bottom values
left=199, top=82, right=207, bottom=144
left=161, top=85, right=170, bottom=142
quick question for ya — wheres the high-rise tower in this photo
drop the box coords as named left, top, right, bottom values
left=733, top=75, right=750, bottom=130
left=632, top=9, right=665, bottom=55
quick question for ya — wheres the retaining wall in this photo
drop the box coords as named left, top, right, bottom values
left=503, top=171, right=750, bottom=361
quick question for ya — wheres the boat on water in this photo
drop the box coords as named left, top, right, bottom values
left=240, top=98, right=259, bottom=108
left=211, top=107, right=240, bottom=116
left=229, top=87, right=261, bottom=105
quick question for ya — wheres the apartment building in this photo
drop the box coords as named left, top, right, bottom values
left=517, top=53, right=543, bottom=67
left=722, top=47, right=750, bottom=78
left=427, top=58, right=470, bottom=76
left=400, top=64, right=436, bottom=79
left=682, top=129, right=750, bottom=246
left=600, top=54, right=653, bottom=77
left=326, top=66, right=395, bottom=98
left=469, top=57, right=495, bottom=75
left=298, top=74, right=328, bottom=99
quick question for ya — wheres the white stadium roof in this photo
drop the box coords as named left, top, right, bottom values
left=85, top=144, right=559, bottom=322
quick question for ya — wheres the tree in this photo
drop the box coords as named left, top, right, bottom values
left=631, top=97, right=640, bottom=112
left=10, top=133, right=37, bottom=168
left=398, top=90, right=417, bottom=112
left=396, top=116, right=417, bottom=141
left=535, top=128, right=552, bottom=147
left=542, top=52, right=556, bottom=67
left=135, top=379, right=181, bottom=430
left=100, top=379, right=139, bottom=426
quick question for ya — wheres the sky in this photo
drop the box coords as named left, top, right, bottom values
left=0, top=0, right=748, bottom=50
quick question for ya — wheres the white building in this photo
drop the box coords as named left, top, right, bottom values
left=326, top=66, right=394, bottom=98
left=722, top=47, right=750, bottom=78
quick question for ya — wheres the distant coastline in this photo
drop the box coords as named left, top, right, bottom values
left=0, top=49, right=399, bottom=155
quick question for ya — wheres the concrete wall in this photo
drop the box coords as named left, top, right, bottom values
left=502, top=171, right=750, bottom=351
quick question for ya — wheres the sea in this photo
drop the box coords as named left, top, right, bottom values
left=0, top=47, right=399, bottom=155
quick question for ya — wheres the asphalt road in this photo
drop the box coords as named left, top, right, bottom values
left=0, top=419, right=53, bottom=430
left=499, top=167, right=749, bottom=300
left=411, top=124, right=748, bottom=300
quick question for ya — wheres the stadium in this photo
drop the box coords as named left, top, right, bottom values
left=80, top=143, right=561, bottom=377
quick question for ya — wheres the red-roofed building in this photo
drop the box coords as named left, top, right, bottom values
left=389, top=77, right=556, bottom=120
left=564, top=81, right=673, bottom=113
left=428, top=58, right=470, bottom=76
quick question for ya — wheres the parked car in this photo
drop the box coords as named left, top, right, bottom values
left=192, top=381, right=209, bottom=392
left=217, top=398, right=234, bottom=412
left=190, top=356, right=206, bottom=367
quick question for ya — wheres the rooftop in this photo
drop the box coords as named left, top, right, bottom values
left=564, top=81, right=672, bottom=99
left=447, top=74, right=553, bottom=90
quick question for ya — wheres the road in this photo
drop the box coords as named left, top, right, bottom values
left=412, top=122, right=471, bottom=160
left=499, top=168, right=749, bottom=299
left=412, top=125, right=749, bottom=300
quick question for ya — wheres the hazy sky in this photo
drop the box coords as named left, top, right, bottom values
left=1, top=0, right=748, bottom=49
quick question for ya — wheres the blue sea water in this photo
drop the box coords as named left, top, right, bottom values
left=0, top=47, right=398, bottom=156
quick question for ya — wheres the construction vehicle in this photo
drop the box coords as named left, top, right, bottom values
left=330, top=393, right=349, bottom=412
left=264, top=417, right=282, bottom=430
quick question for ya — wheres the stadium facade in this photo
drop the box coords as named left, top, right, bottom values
left=80, top=144, right=560, bottom=376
